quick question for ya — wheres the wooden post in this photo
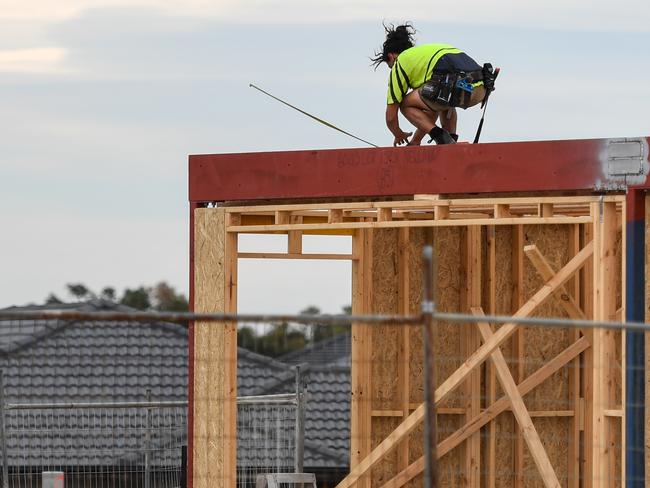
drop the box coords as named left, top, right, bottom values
left=589, top=201, right=619, bottom=487
left=351, top=227, right=373, bottom=488
left=193, top=207, right=238, bottom=488
left=512, top=225, right=525, bottom=487
left=396, top=228, right=411, bottom=476
left=581, top=221, right=595, bottom=488
left=460, top=227, right=481, bottom=486
left=485, top=225, right=497, bottom=488
left=567, top=224, right=581, bottom=488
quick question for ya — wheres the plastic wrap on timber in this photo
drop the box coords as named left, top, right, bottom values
left=646, top=194, right=650, bottom=479
left=188, top=137, right=650, bottom=202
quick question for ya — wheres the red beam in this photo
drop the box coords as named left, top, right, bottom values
left=189, top=137, right=650, bottom=202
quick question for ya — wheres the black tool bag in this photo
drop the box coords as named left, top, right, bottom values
left=420, top=72, right=473, bottom=108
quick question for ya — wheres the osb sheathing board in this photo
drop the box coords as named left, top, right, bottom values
left=193, top=208, right=226, bottom=488
left=366, top=222, right=624, bottom=487
left=193, top=207, right=238, bottom=488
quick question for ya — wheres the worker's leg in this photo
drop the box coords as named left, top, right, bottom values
left=400, top=89, right=457, bottom=145
left=399, top=91, right=453, bottom=145
left=406, top=113, right=439, bottom=146
left=440, top=109, right=457, bottom=135
left=399, top=90, right=438, bottom=136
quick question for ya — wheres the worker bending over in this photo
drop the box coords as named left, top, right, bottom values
left=372, top=23, right=496, bottom=146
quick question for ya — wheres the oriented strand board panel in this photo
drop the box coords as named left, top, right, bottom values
left=520, top=225, right=571, bottom=487
left=370, top=229, right=403, bottom=486
left=193, top=208, right=237, bottom=488
left=368, top=228, right=464, bottom=487
left=366, top=224, right=593, bottom=487
left=344, top=200, right=624, bottom=488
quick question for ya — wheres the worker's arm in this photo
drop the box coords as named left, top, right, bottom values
left=386, top=103, right=412, bottom=146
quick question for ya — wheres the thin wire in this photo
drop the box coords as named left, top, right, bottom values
left=249, top=83, right=380, bottom=148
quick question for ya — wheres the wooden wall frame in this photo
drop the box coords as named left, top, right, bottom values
left=191, top=193, right=626, bottom=488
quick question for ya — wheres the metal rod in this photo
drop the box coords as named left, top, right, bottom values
left=0, top=310, right=420, bottom=326
left=0, top=370, right=9, bottom=488
left=5, top=393, right=299, bottom=410
left=249, top=83, right=379, bottom=148
left=144, top=390, right=151, bottom=488
left=421, top=245, right=438, bottom=488
left=5, top=401, right=189, bottom=410
left=293, top=366, right=305, bottom=474
left=3, top=307, right=650, bottom=331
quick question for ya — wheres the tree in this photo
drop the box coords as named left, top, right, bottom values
left=120, top=287, right=151, bottom=310
left=151, top=282, right=188, bottom=312
left=66, top=283, right=93, bottom=300
left=300, top=305, right=350, bottom=343
left=45, top=293, right=63, bottom=305
left=256, top=322, right=307, bottom=357
left=100, top=287, right=116, bottom=301
left=237, top=326, right=258, bottom=352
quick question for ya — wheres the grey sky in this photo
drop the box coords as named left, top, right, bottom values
left=1, top=1, right=649, bottom=312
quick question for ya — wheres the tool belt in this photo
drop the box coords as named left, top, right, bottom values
left=420, top=63, right=496, bottom=109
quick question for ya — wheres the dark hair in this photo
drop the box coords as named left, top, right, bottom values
left=370, top=22, right=416, bottom=69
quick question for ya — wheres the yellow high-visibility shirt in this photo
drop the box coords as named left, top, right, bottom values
left=387, top=43, right=467, bottom=104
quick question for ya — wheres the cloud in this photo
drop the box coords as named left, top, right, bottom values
left=0, top=47, right=66, bottom=72
left=0, top=0, right=230, bottom=21
left=2, top=0, right=649, bottom=32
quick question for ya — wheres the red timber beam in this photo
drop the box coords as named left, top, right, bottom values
left=189, top=137, right=650, bottom=203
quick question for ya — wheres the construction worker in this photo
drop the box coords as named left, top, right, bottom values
left=372, top=23, right=494, bottom=146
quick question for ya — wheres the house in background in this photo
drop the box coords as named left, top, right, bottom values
left=0, top=300, right=351, bottom=487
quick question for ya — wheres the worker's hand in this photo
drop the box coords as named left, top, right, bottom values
left=393, top=130, right=413, bottom=147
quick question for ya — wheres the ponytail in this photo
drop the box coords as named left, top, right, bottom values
left=370, top=22, right=416, bottom=69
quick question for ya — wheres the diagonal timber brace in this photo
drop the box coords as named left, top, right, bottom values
left=378, top=336, right=590, bottom=488
left=524, top=244, right=587, bottom=321
left=472, top=307, right=560, bottom=488
left=334, top=241, right=594, bottom=488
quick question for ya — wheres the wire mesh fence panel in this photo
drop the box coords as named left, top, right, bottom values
left=2, top=405, right=186, bottom=488
left=0, top=315, right=310, bottom=488
left=236, top=401, right=297, bottom=488
left=0, top=315, right=190, bottom=488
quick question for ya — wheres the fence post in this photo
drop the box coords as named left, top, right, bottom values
left=145, top=389, right=152, bottom=488
left=0, top=370, right=9, bottom=488
left=293, top=366, right=306, bottom=473
left=422, top=245, right=438, bottom=488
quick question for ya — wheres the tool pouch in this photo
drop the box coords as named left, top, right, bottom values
left=421, top=73, right=471, bottom=108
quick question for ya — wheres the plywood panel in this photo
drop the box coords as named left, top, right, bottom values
left=193, top=207, right=236, bottom=488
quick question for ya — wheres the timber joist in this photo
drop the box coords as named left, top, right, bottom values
left=222, top=195, right=623, bottom=234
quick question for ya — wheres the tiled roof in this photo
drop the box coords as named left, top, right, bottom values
left=278, top=333, right=351, bottom=368
left=0, top=301, right=351, bottom=469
